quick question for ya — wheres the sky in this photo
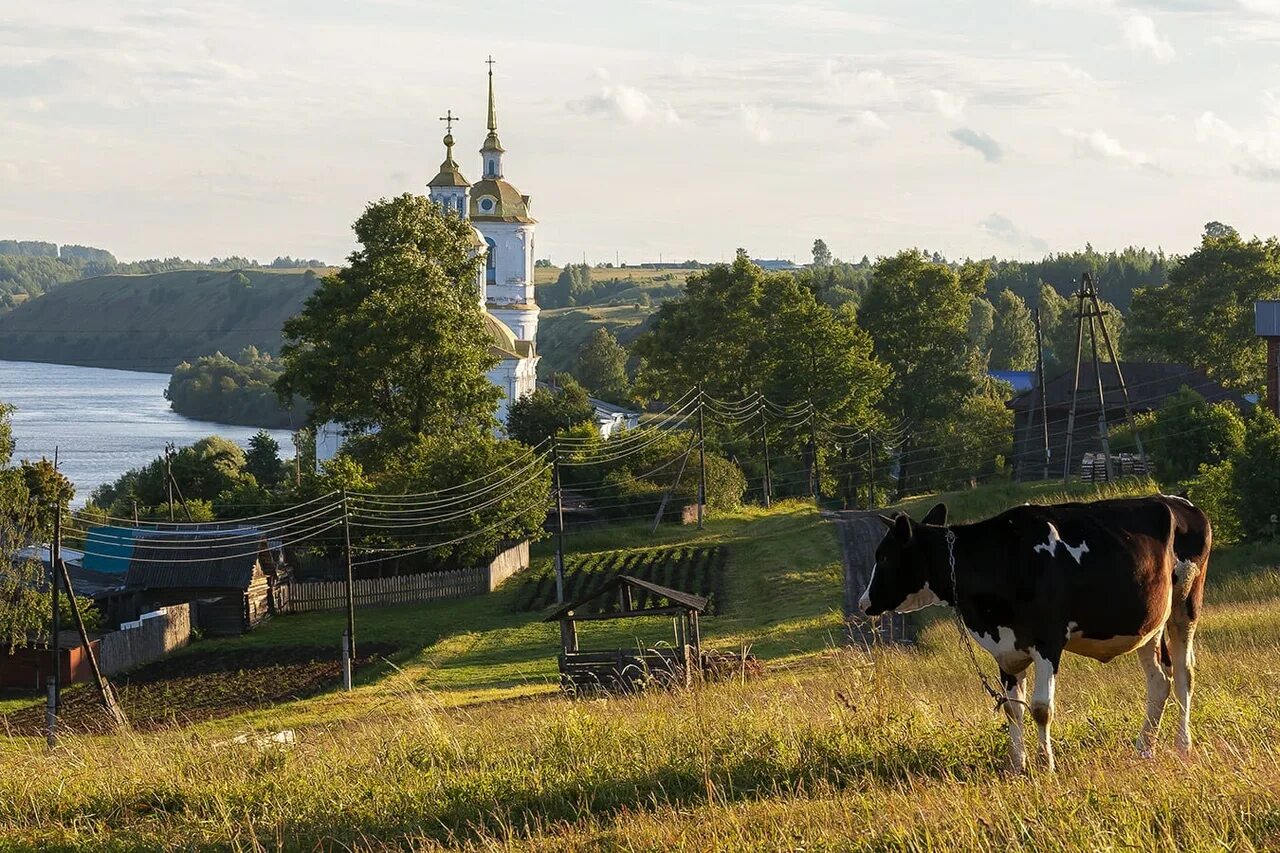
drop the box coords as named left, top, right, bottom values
left=2, top=0, right=1279, bottom=267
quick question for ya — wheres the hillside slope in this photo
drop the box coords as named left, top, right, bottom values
left=0, top=268, right=323, bottom=373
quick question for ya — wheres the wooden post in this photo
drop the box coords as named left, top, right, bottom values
left=341, top=629, right=352, bottom=691
left=759, top=397, right=772, bottom=509
left=44, top=677, right=56, bottom=749
left=165, top=442, right=175, bottom=522
left=1086, top=274, right=1146, bottom=474
left=1086, top=296, right=1115, bottom=482
left=808, top=404, right=820, bottom=505
left=341, top=489, right=356, bottom=669
left=1034, top=307, right=1050, bottom=480
left=1062, top=280, right=1089, bottom=482
left=57, top=558, right=128, bottom=730
left=866, top=433, right=875, bottom=510
left=50, top=490, right=61, bottom=715
left=552, top=434, right=566, bottom=604
left=696, top=389, right=706, bottom=529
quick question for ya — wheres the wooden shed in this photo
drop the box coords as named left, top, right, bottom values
left=544, top=574, right=708, bottom=694
left=121, top=532, right=280, bottom=636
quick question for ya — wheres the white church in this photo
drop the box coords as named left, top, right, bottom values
left=427, top=62, right=539, bottom=424
left=316, top=62, right=540, bottom=462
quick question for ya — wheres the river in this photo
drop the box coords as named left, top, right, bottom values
left=0, top=360, right=296, bottom=504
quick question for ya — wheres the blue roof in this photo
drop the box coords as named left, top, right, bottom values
left=988, top=370, right=1036, bottom=394
left=83, top=526, right=264, bottom=574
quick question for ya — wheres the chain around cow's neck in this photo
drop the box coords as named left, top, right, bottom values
left=942, top=525, right=1017, bottom=711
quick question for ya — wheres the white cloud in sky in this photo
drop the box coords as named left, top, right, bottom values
left=739, top=103, right=772, bottom=144
left=1122, top=14, right=1176, bottom=61
left=980, top=213, right=1049, bottom=253
left=1064, top=128, right=1152, bottom=167
left=841, top=109, right=888, bottom=134
left=930, top=89, right=966, bottom=120
left=1195, top=110, right=1280, bottom=180
left=568, top=76, right=679, bottom=125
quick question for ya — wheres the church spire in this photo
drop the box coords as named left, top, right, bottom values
left=481, top=56, right=505, bottom=178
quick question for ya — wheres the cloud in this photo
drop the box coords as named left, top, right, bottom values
left=568, top=79, right=679, bottom=126
left=840, top=109, right=888, bottom=134
left=739, top=104, right=772, bottom=144
left=1122, top=14, right=1176, bottom=61
left=930, top=89, right=966, bottom=120
left=818, top=60, right=898, bottom=106
left=1195, top=110, right=1280, bottom=180
left=980, top=213, right=1049, bottom=252
left=1064, top=128, right=1152, bottom=167
left=950, top=127, right=1004, bottom=162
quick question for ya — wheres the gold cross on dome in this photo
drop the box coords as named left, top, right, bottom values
left=486, top=55, right=496, bottom=73
left=439, top=109, right=458, bottom=134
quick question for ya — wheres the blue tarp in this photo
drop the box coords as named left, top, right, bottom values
left=83, top=526, right=138, bottom=574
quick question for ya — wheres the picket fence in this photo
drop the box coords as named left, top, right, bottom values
left=279, top=566, right=489, bottom=614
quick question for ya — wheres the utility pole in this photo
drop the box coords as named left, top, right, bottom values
left=696, top=389, right=707, bottom=529
left=866, top=432, right=875, bottom=510
left=758, top=397, right=772, bottom=509
left=808, top=404, right=820, bottom=506
left=1062, top=280, right=1088, bottom=483
left=341, top=489, right=356, bottom=689
left=47, top=485, right=61, bottom=748
left=552, top=434, right=567, bottom=604
left=1086, top=290, right=1115, bottom=482
left=165, top=442, right=175, bottom=522
left=1034, top=307, right=1050, bottom=480
left=1084, top=273, right=1147, bottom=474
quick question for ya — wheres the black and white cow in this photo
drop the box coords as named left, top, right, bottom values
left=859, top=495, right=1210, bottom=771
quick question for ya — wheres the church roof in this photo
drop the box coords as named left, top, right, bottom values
left=483, top=311, right=532, bottom=360
left=470, top=178, right=535, bottom=223
left=428, top=132, right=470, bottom=188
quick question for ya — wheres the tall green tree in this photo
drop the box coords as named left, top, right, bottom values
left=990, top=289, right=1037, bottom=370
left=967, top=296, right=995, bottom=354
left=19, top=458, right=74, bottom=539
left=506, top=380, right=596, bottom=448
left=1127, top=223, right=1280, bottom=393
left=277, top=194, right=500, bottom=446
left=576, top=328, right=630, bottom=403
left=812, top=238, right=833, bottom=268
left=1232, top=407, right=1280, bottom=539
left=244, top=430, right=284, bottom=488
left=858, top=251, right=988, bottom=488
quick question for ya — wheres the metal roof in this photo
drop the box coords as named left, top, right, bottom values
left=1257, top=300, right=1280, bottom=337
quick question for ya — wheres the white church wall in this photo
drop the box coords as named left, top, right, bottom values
left=477, top=221, right=534, bottom=307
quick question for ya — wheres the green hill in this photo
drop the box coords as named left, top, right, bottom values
left=0, top=268, right=325, bottom=373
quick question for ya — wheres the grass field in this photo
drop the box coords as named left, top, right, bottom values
left=1, top=484, right=1278, bottom=849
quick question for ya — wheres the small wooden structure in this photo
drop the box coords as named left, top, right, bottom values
left=545, top=574, right=708, bottom=693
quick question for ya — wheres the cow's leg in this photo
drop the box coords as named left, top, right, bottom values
left=1165, top=619, right=1196, bottom=755
left=1030, top=648, right=1059, bottom=771
left=1000, top=662, right=1030, bottom=773
left=1136, top=631, right=1171, bottom=757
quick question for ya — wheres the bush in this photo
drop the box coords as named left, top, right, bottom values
left=1232, top=407, right=1280, bottom=540
left=1185, top=460, right=1242, bottom=544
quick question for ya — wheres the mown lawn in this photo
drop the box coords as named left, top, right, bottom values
left=1, top=484, right=1278, bottom=849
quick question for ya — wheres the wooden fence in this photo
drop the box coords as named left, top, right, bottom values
left=279, top=566, right=489, bottom=614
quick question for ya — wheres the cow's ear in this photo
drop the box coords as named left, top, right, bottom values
left=877, top=514, right=894, bottom=529
left=922, top=502, right=948, bottom=526
left=893, top=513, right=913, bottom=544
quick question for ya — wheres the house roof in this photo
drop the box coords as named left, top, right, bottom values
left=544, top=573, right=708, bottom=622
left=1008, top=362, right=1248, bottom=413
left=81, top=527, right=269, bottom=591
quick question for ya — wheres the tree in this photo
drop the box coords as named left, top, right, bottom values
left=812, top=238, right=833, bottom=268
left=245, top=430, right=284, bottom=488
left=857, top=251, right=987, bottom=489
left=276, top=193, right=500, bottom=447
left=576, top=328, right=630, bottom=403
left=1127, top=223, right=1280, bottom=393
left=507, top=381, right=596, bottom=447
left=967, top=296, right=995, bottom=354
left=989, top=289, right=1037, bottom=370
left=19, top=458, right=74, bottom=539
left=1232, top=406, right=1280, bottom=539
left=1143, top=388, right=1244, bottom=485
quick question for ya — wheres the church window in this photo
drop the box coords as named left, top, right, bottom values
left=485, top=237, right=497, bottom=285
left=480, top=197, right=495, bottom=213
left=486, top=158, right=496, bottom=177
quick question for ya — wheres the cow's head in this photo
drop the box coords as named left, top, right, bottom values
left=858, top=502, right=948, bottom=616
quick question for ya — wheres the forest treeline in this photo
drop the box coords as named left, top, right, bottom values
left=0, top=239, right=327, bottom=310
left=166, top=347, right=308, bottom=429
